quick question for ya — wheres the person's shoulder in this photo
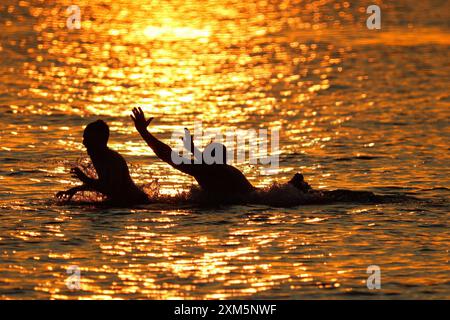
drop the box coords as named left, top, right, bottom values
left=224, top=164, right=245, bottom=175
left=224, top=164, right=254, bottom=190
left=106, top=148, right=127, bottom=164
left=106, top=148, right=121, bottom=157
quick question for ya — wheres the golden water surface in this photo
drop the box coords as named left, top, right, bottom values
left=0, top=0, right=449, bottom=299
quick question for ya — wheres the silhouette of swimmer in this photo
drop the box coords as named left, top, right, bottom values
left=56, top=120, right=149, bottom=205
left=130, top=108, right=391, bottom=205
left=288, top=173, right=313, bottom=193
left=287, top=173, right=388, bottom=203
left=131, top=107, right=256, bottom=196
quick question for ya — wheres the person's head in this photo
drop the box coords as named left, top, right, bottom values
left=289, top=173, right=312, bottom=193
left=83, top=120, right=109, bottom=151
left=204, top=142, right=227, bottom=165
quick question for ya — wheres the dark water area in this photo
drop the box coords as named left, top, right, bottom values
left=0, top=0, right=449, bottom=299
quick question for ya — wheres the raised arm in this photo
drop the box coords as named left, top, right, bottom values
left=130, top=107, right=196, bottom=175
left=182, top=128, right=203, bottom=162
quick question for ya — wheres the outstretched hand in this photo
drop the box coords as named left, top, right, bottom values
left=181, top=128, right=195, bottom=153
left=131, top=107, right=153, bottom=133
left=56, top=189, right=76, bottom=201
left=181, top=128, right=203, bottom=161
left=70, top=167, right=90, bottom=184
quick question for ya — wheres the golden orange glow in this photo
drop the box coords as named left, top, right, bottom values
left=0, top=0, right=448, bottom=300
left=142, top=26, right=211, bottom=41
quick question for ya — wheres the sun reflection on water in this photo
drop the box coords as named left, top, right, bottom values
left=0, top=0, right=449, bottom=300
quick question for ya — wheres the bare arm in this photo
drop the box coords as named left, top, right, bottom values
left=70, top=167, right=108, bottom=193
left=56, top=166, right=111, bottom=201
left=56, top=184, right=95, bottom=201
left=182, top=128, right=203, bottom=162
left=130, top=107, right=197, bottom=175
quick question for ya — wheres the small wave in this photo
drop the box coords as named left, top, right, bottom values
left=335, top=155, right=383, bottom=162
left=7, top=169, right=47, bottom=176
left=420, top=187, right=450, bottom=191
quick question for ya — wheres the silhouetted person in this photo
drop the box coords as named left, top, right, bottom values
left=130, top=107, right=255, bottom=197
left=288, top=173, right=312, bottom=193
left=288, top=173, right=383, bottom=203
left=56, top=120, right=149, bottom=205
